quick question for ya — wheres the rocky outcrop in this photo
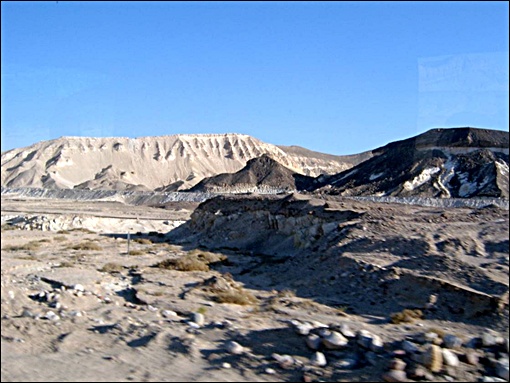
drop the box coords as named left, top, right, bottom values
left=188, top=154, right=314, bottom=193
left=167, top=193, right=509, bottom=325
left=311, top=127, right=509, bottom=198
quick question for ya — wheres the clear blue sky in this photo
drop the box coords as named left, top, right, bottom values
left=1, top=1, right=508, bottom=154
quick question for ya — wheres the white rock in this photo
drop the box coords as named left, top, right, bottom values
left=339, top=323, right=356, bottom=338
left=161, top=310, right=177, bottom=318
left=311, top=351, right=327, bottom=367
left=192, top=312, right=205, bottom=327
left=73, top=284, right=85, bottom=292
left=272, top=353, right=294, bottom=366
left=296, top=323, right=314, bottom=336
left=222, top=362, right=231, bottom=369
left=357, top=329, right=383, bottom=352
left=322, top=331, right=349, bottom=349
left=225, top=341, right=244, bottom=355
left=442, top=349, right=460, bottom=367
left=44, top=311, right=60, bottom=321
left=311, top=320, right=328, bottom=329
left=188, top=322, right=201, bottom=329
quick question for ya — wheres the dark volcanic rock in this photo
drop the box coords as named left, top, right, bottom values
left=310, top=127, right=509, bottom=198
left=188, top=154, right=314, bottom=193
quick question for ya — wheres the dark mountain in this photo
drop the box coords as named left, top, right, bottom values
left=188, top=154, right=313, bottom=193
left=310, top=127, right=509, bottom=198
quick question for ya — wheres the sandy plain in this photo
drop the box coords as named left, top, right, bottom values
left=1, top=194, right=509, bottom=382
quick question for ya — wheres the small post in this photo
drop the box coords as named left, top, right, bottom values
left=127, top=231, right=131, bottom=255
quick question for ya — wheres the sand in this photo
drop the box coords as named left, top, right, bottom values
left=1, top=194, right=509, bottom=382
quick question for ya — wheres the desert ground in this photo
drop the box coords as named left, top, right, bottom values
left=1, top=194, right=509, bottom=382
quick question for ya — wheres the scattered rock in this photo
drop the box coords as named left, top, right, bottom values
left=357, top=329, right=383, bottom=352
left=305, top=334, right=322, bottom=350
left=442, top=348, right=460, bottom=367
left=338, top=323, right=356, bottom=338
left=322, top=331, right=348, bottom=350
left=191, top=312, right=205, bottom=327
left=225, top=341, right=244, bottom=355
left=401, top=340, right=419, bottom=354
left=161, top=310, right=177, bottom=318
left=310, top=351, right=327, bottom=367
left=443, top=334, right=463, bottom=349
left=389, top=358, right=406, bottom=371
left=382, top=369, right=407, bottom=382
left=422, top=344, right=443, bottom=373
left=495, top=358, right=509, bottom=381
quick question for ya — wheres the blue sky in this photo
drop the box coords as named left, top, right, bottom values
left=1, top=1, right=508, bottom=155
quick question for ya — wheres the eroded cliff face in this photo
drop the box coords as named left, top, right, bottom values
left=1, top=134, right=352, bottom=191
left=167, top=194, right=509, bottom=324
left=169, top=194, right=362, bottom=256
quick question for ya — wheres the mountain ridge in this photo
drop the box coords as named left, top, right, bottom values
left=1, top=133, right=355, bottom=191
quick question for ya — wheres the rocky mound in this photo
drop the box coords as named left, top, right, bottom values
left=169, top=193, right=509, bottom=327
left=311, top=127, right=509, bottom=198
left=1, top=134, right=352, bottom=191
left=188, top=154, right=314, bottom=193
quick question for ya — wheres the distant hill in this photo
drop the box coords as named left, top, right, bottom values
left=0, top=134, right=354, bottom=191
left=189, top=154, right=313, bottom=193
left=310, top=127, right=509, bottom=198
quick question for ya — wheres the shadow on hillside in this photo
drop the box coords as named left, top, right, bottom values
left=98, top=224, right=507, bottom=328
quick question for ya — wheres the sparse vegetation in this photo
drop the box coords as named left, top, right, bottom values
left=57, top=261, right=75, bottom=268
left=127, top=249, right=146, bottom=256
left=57, top=230, right=70, bottom=234
left=133, top=238, right=153, bottom=245
left=428, top=327, right=446, bottom=339
left=153, top=250, right=229, bottom=272
left=67, top=241, right=103, bottom=251
left=53, top=236, right=68, bottom=242
left=1, top=224, right=18, bottom=231
left=155, top=255, right=210, bottom=272
left=214, top=288, right=258, bottom=305
left=390, top=308, right=423, bottom=324
left=277, top=289, right=296, bottom=298
left=196, top=306, right=208, bottom=315
left=69, top=228, right=96, bottom=234
left=100, top=262, right=124, bottom=273
left=3, top=241, right=42, bottom=251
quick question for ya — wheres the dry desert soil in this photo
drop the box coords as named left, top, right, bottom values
left=1, top=194, right=509, bottom=382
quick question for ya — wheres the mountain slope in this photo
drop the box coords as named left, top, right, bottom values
left=1, top=134, right=352, bottom=191
left=311, top=127, right=509, bottom=198
left=189, top=154, right=313, bottom=193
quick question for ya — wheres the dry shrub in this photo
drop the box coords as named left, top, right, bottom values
left=68, top=241, right=103, bottom=251
left=153, top=250, right=228, bottom=272
left=57, top=230, right=70, bottom=234
left=428, top=327, right=446, bottom=339
left=100, top=262, right=124, bottom=273
left=128, top=249, right=146, bottom=256
left=1, top=224, right=18, bottom=231
left=70, top=228, right=96, bottom=234
left=277, top=289, right=296, bottom=298
left=58, top=261, right=75, bottom=268
left=3, top=241, right=41, bottom=251
left=53, top=236, right=68, bottom=242
left=189, top=249, right=228, bottom=265
left=154, top=255, right=209, bottom=272
left=214, top=288, right=258, bottom=305
left=133, top=238, right=153, bottom=245
left=390, top=309, right=423, bottom=324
